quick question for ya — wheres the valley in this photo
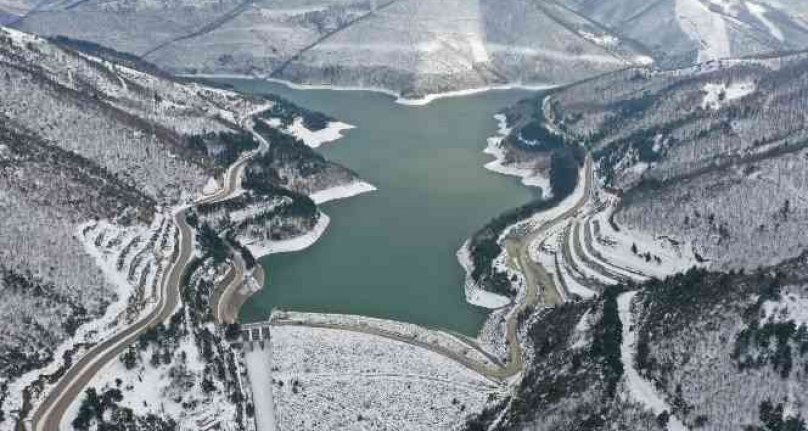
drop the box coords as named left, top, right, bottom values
left=2, top=5, right=808, bottom=429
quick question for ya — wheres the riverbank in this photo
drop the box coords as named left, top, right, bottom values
left=181, top=73, right=554, bottom=107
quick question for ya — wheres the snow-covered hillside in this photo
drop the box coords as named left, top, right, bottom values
left=9, top=0, right=648, bottom=98
left=0, top=26, right=369, bottom=430
left=461, top=48, right=808, bottom=431
left=5, top=0, right=807, bottom=97
left=567, top=0, right=808, bottom=67
left=507, top=51, right=808, bottom=271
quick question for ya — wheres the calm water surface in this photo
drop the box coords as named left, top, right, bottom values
left=219, top=79, right=538, bottom=335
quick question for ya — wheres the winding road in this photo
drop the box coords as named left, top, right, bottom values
left=496, top=156, right=593, bottom=377
left=30, top=117, right=599, bottom=427
left=30, top=209, right=193, bottom=431
left=29, top=118, right=265, bottom=431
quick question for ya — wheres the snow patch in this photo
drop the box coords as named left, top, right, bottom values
left=762, top=288, right=808, bottom=327
left=287, top=117, right=355, bottom=148
left=202, top=177, right=220, bottom=195
left=580, top=30, right=620, bottom=48
left=308, top=181, right=376, bottom=205
left=702, top=81, right=757, bottom=110
left=467, top=34, right=490, bottom=63
left=396, top=83, right=556, bottom=106
left=457, top=241, right=511, bottom=309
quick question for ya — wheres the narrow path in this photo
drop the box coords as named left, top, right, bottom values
left=560, top=223, right=609, bottom=290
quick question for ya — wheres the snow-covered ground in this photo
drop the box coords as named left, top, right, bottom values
left=701, top=81, right=756, bottom=110
left=457, top=240, right=511, bottom=309
left=762, top=285, right=808, bottom=326
left=747, top=1, right=785, bottom=41
left=617, top=291, right=688, bottom=431
left=483, top=114, right=552, bottom=194
left=588, top=197, right=699, bottom=279
left=309, top=181, right=377, bottom=205
left=4, top=216, right=173, bottom=427
left=244, top=347, right=276, bottom=431
left=271, top=311, right=500, bottom=369
left=287, top=118, right=355, bottom=149
left=61, top=329, right=241, bottom=430
left=675, top=0, right=731, bottom=62
left=266, top=325, right=504, bottom=430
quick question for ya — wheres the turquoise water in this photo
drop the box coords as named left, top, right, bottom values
left=221, top=79, right=538, bottom=335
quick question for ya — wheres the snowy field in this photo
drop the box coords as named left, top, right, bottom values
left=264, top=325, right=505, bottom=431
left=271, top=311, right=501, bottom=370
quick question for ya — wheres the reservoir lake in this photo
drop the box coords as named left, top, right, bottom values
left=220, top=79, right=538, bottom=336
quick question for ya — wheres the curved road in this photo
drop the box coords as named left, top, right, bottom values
left=32, top=136, right=592, bottom=427
left=496, top=156, right=592, bottom=377
left=30, top=119, right=265, bottom=431
left=213, top=250, right=246, bottom=325
left=30, top=210, right=193, bottom=431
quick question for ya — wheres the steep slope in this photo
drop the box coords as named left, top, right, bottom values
left=7, top=0, right=808, bottom=97
left=464, top=49, right=808, bottom=430
left=505, top=51, right=808, bottom=270
left=630, top=264, right=808, bottom=429
left=566, top=0, right=808, bottom=66
left=8, top=0, right=647, bottom=98
left=0, top=26, right=366, bottom=429
left=464, top=260, right=808, bottom=431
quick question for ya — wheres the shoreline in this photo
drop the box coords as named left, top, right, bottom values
left=289, top=119, right=355, bottom=149
left=482, top=114, right=552, bottom=194
left=246, top=212, right=331, bottom=259
left=456, top=240, right=511, bottom=310
left=310, top=180, right=376, bottom=205
left=179, top=73, right=554, bottom=107
left=243, top=182, right=376, bottom=258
